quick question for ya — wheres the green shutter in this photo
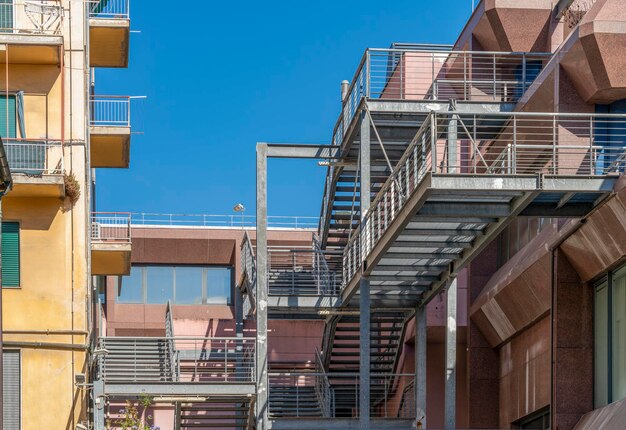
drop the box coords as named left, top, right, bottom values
left=2, top=222, right=19, bottom=288
left=0, top=95, right=16, bottom=139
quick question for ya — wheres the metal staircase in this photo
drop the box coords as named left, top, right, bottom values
left=321, top=312, right=408, bottom=417
left=269, top=378, right=323, bottom=418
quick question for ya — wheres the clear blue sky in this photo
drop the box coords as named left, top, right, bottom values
left=95, top=0, right=472, bottom=218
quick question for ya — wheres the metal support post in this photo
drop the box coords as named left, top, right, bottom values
left=235, top=286, right=244, bottom=381
left=415, top=304, right=427, bottom=428
left=445, top=278, right=457, bottom=429
left=256, top=143, right=269, bottom=430
left=359, top=109, right=371, bottom=428
left=93, top=379, right=106, bottom=430
left=447, top=115, right=458, bottom=173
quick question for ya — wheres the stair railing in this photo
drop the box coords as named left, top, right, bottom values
left=241, top=231, right=257, bottom=316
left=165, top=300, right=179, bottom=381
left=312, top=235, right=338, bottom=295
left=315, top=347, right=335, bottom=418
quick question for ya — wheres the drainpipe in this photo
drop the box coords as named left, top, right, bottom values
left=0, top=136, right=14, bottom=430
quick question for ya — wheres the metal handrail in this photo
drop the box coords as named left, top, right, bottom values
left=4, top=138, right=64, bottom=175
left=165, top=301, right=178, bottom=381
left=342, top=111, right=626, bottom=286
left=313, top=235, right=338, bottom=295
left=90, top=95, right=131, bottom=127
left=91, top=212, right=131, bottom=243
left=131, top=212, right=319, bottom=229
left=89, top=0, right=130, bottom=19
left=314, top=347, right=335, bottom=417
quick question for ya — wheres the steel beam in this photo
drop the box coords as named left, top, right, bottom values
left=415, top=305, right=427, bottom=428
left=265, top=144, right=340, bottom=159
left=359, top=111, right=371, bottom=429
left=104, top=383, right=257, bottom=397
left=445, top=279, right=457, bottom=430
left=270, top=418, right=416, bottom=430
left=256, top=143, right=269, bottom=430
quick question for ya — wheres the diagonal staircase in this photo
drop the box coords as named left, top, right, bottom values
left=179, top=399, right=253, bottom=429
left=99, top=337, right=174, bottom=382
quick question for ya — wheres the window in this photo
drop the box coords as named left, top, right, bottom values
left=0, top=94, right=16, bottom=138
left=2, top=222, right=19, bottom=288
left=118, top=265, right=233, bottom=305
left=595, top=264, right=626, bottom=407
left=3, top=350, right=20, bottom=430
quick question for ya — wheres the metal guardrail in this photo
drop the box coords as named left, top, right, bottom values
left=91, top=212, right=131, bottom=243
left=131, top=212, right=319, bottom=229
left=90, top=96, right=131, bottom=127
left=268, top=244, right=339, bottom=296
left=4, top=139, right=63, bottom=175
left=89, top=0, right=130, bottom=19
left=343, top=111, right=626, bottom=285
left=165, top=301, right=178, bottom=381
left=99, top=336, right=256, bottom=383
left=0, top=1, right=63, bottom=35
left=269, top=372, right=414, bottom=418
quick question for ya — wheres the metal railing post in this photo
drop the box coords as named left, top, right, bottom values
left=430, top=113, right=437, bottom=173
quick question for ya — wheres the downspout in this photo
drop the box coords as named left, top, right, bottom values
left=0, top=136, right=14, bottom=430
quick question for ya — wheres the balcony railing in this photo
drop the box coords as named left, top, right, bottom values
left=89, top=0, right=130, bottom=19
left=0, top=0, right=63, bottom=35
left=343, top=111, right=626, bottom=285
left=91, top=212, right=131, bottom=243
left=90, top=96, right=131, bottom=127
left=4, top=138, right=63, bottom=175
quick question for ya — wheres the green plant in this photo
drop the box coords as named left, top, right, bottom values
left=112, top=399, right=159, bottom=430
left=63, top=172, right=81, bottom=205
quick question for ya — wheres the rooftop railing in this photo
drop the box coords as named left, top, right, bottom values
left=130, top=212, right=319, bottom=229
left=90, top=95, right=131, bottom=127
left=4, top=138, right=63, bottom=175
left=343, top=111, right=626, bottom=285
left=0, top=1, right=63, bottom=35
left=89, top=0, right=130, bottom=19
left=91, top=212, right=131, bottom=243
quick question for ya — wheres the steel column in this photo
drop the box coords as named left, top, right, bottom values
left=447, top=115, right=458, bottom=173
left=256, top=143, right=269, bottom=430
left=93, top=379, right=106, bottom=430
left=445, top=278, right=457, bottom=429
left=359, top=110, right=371, bottom=428
left=415, top=304, right=427, bottom=428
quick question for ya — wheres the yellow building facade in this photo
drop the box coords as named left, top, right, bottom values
left=0, top=1, right=132, bottom=429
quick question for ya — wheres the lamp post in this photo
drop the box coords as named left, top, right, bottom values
left=233, top=203, right=245, bottom=229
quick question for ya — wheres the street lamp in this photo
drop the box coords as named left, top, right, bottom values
left=233, top=203, right=245, bottom=228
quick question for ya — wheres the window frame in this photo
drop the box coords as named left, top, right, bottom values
left=117, top=264, right=234, bottom=306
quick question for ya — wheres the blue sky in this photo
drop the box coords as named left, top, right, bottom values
left=95, top=0, right=472, bottom=218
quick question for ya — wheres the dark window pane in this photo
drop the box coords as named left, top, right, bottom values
left=146, top=266, right=174, bottom=304
left=207, top=267, right=232, bottom=304
left=175, top=266, right=203, bottom=304
left=118, top=267, right=143, bottom=303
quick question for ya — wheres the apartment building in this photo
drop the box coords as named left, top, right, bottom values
left=0, top=0, right=132, bottom=429
left=90, top=0, right=626, bottom=429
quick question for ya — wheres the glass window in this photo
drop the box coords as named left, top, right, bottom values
left=207, top=267, right=232, bottom=304
left=146, top=266, right=174, bottom=304
left=595, top=280, right=609, bottom=408
left=118, top=266, right=144, bottom=303
left=175, top=266, right=204, bottom=304
left=613, top=267, right=626, bottom=401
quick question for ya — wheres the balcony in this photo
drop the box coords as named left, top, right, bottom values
left=89, top=0, right=130, bottom=68
left=91, top=212, right=131, bottom=275
left=0, top=0, right=63, bottom=65
left=4, top=138, right=64, bottom=197
left=89, top=96, right=131, bottom=168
